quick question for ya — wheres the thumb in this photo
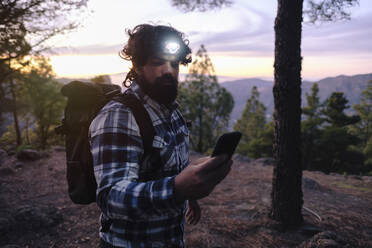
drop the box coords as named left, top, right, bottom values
left=198, top=154, right=228, bottom=174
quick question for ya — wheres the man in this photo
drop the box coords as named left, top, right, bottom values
left=89, top=24, right=232, bottom=248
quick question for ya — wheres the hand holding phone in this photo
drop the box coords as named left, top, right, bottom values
left=211, top=131, right=242, bottom=161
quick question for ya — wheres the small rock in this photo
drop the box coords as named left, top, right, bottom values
left=13, top=205, right=63, bottom=230
left=232, top=154, right=253, bottom=163
left=252, top=157, right=275, bottom=166
left=317, top=239, right=339, bottom=247
left=54, top=146, right=66, bottom=152
left=7, top=150, right=16, bottom=156
left=300, top=224, right=323, bottom=235
left=298, top=231, right=349, bottom=248
left=349, top=175, right=362, bottom=180
left=16, top=149, right=42, bottom=161
left=0, top=216, right=12, bottom=234
left=0, top=166, right=15, bottom=175
left=311, top=171, right=326, bottom=175
left=0, top=148, right=8, bottom=166
left=302, top=177, right=322, bottom=191
left=330, top=172, right=340, bottom=177
left=15, top=162, right=24, bottom=168
left=40, top=151, right=51, bottom=158
left=362, top=176, right=372, bottom=182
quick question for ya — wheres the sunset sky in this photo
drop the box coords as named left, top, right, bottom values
left=46, top=0, right=372, bottom=83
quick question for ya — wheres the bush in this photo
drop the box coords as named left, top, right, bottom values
left=0, top=125, right=18, bottom=152
left=46, top=125, right=65, bottom=147
left=15, top=144, right=35, bottom=153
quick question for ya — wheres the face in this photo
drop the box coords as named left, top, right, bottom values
left=135, top=57, right=180, bottom=105
left=140, top=57, right=179, bottom=85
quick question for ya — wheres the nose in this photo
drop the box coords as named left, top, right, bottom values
left=161, top=61, right=173, bottom=75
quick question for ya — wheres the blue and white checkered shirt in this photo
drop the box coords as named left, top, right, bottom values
left=89, top=82, right=190, bottom=247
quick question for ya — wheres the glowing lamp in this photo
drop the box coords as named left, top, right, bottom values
left=164, top=41, right=180, bottom=54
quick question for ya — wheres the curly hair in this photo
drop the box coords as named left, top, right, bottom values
left=120, top=24, right=192, bottom=87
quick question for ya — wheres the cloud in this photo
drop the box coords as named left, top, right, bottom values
left=193, top=1, right=372, bottom=58
left=189, top=3, right=275, bottom=56
left=302, top=14, right=372, bottom=55
left=48, top=43, right=123, bottom=56
left=48, top=1, right=371, bottom=61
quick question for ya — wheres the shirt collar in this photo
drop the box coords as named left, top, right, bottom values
left=128, top=81, right=179, bottom=114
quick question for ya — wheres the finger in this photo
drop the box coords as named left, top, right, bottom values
left=192, top=156, right=209, bottom=164
left=185, top=208, right=191, bottom=218
left=188, top=213, right=194, bottom=224
left=198, top=154, right=228, bottom=174
left=193, top=215, right=200, bottom=225
left=185, top=210, right=191, bottom=222
left=193, top=210, right=200, bottom=225
left=190, top=215, right=195, bottom=225
left=204, top=159, right=232, bottom=185
left=186, top=215, right=191, bottom=224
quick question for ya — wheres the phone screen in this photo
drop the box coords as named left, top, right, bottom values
left=211, top=131, right=242, bottom=160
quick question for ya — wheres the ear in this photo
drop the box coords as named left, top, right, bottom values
left=133, top=62, right=142, bottom=76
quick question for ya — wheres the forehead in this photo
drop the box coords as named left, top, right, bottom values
left=146, top=56, right=179, bottom=64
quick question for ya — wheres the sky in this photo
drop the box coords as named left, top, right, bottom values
left=46, top=0, right=372, bottom=83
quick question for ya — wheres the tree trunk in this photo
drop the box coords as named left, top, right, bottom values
left=197, top=86, right=204, bottom=153
left=40, top=125, right=48, bottom=150
left=10, top=79, right=22, bottom=146
left=270, top=0, right=304, bottom=228
left=25, top=117, right=30, bottom=145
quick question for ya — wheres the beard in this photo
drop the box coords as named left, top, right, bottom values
left=138, top=74, right=178, bottom=105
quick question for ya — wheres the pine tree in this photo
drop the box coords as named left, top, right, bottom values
left=323, top=92, right=360, bottom=127
left=302, top=83, right=324, bottom=169
left=234, top=86, right=267, bottom=158
left=351, top=80, right=372, bottom=148
left=315, top=92, right=363, bottom=173
left=178, top=45, right=234, bottom=153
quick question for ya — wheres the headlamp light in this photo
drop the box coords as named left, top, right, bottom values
left=152, top=37, right=184, bottom=61
left=155, top=40, right=182, bottom=61
left=164, top=41, right=180, bottom=54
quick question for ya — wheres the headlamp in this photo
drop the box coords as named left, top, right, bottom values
left=164, top=41, right=180, bottom=54
left=155, top=40, right=182, bottom=61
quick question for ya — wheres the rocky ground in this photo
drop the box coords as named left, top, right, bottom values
left=0, top=148, right=371, bottom=248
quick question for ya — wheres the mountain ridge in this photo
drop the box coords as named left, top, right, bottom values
left=1, top=73, right=370, bottom=136
left=221, top=73, right=372, bottom=126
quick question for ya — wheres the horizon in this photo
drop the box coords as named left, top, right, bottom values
left=56, top=71, right=372, bottom=86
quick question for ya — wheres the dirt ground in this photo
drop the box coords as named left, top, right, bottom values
left=0, top=148, right=371, bottom=248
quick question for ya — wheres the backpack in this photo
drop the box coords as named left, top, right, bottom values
left=55, top=81, right=155, bottom=204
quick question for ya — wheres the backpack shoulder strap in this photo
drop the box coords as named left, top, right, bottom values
left=112, top=93, right=155, bottom=156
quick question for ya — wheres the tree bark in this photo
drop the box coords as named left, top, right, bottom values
left=40, top=124, right=49, bottom=150
left=10, top=79, right=22, bottom=146
left=270, top=0, right=304, bottom=228
left=25, top=117, right=30, bottom=145
left=197, top=86, right=204, bottom=153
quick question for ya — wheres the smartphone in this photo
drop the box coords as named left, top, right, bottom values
left=211, top=131, right=242, bottom=160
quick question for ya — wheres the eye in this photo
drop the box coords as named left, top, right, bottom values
left=148, top=58, right=165, bottom=66
left=171, top=61, right=179, bottom=68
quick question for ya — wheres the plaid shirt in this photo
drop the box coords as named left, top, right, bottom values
left=89, top=82, right=190, bottom=248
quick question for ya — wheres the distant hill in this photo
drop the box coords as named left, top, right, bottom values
left=221, top=73, right=372, bottom=127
